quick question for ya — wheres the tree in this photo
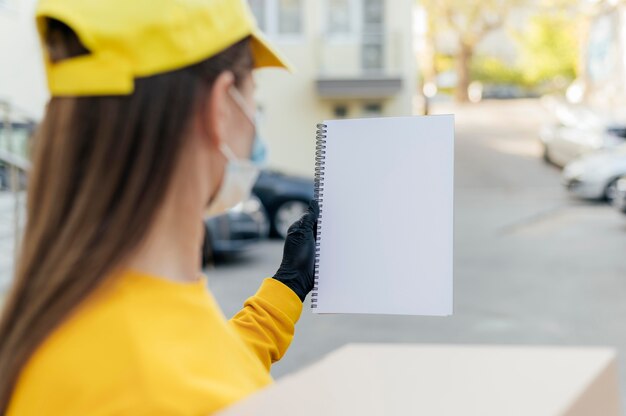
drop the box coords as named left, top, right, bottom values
left=515, top=13, right=579, bottom=88
left=420, top=0, right=529, bottom=102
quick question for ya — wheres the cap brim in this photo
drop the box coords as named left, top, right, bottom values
left=250, top=30, right=294, bottom=72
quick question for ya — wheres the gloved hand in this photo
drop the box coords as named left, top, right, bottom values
left=272, top=199, right=319, bottom=302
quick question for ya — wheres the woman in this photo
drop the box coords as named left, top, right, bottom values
left=0, top=0, right=318, bottom=414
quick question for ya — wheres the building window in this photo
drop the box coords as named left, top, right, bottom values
left=277, top=0, right=302, bottom=35
left=363, top=0, right=383, bottom=31
left=249, top=0, right=267, bottom=31
left=249, top=0, right=303, bottom=37
left=333, top=104, right=349, bottom=118
left=362, top=43, right=384, bottom=71
left=361, top=0, right=384, bottom=71
left=327, top=0, right=352, bottom=35
left=362, top=103, right=382, bottom=117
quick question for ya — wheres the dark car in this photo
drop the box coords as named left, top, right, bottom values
left=252, top=169, right=314, bottom=239
left=200, top=169, right=314, bottom=266
left=202, top=195, right=269, bottom=266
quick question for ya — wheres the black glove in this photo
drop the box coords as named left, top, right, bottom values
left=272, top=199, right=319, bottom=302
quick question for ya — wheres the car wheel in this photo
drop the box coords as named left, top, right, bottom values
left=605, top=179, right=619, bottom=203
left=274, top=200, right=309, bottom=239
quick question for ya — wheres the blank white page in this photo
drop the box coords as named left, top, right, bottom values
left=313, top=115, right=454, bottom=315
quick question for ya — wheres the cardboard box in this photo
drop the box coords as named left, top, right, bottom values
left=218, top=343, right=621, bottom=416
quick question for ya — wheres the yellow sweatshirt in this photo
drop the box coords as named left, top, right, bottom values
left=7, top=269, right=303, bottom=415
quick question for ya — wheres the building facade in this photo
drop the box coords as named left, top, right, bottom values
left=575, top=0, right=626, bottom=120
left=0, top=0, right=418, bottom=177
left=0, top=0, right=46, bottom=121
left=250, top=0, right=417, bottom=176
left=0, top=0, right=41, bottom=164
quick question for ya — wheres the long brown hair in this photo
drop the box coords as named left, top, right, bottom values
left=0, top=18, right=252, bottom=411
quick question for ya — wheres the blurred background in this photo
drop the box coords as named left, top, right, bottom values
left=4, top=0, right=626, bottom=402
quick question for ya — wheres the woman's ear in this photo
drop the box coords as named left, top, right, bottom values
left=201, top=71, right=236, bottom=151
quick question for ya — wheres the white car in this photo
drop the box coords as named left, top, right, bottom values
left=539, top=98, right=626, bottom=167
left=613, top=176, right=626, bottom=214
left=562, top=145, right=626, bottom=201
left=541, top=122, right=626, bottom=168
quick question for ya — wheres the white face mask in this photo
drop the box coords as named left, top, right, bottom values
left=205, top=86, right=260, bottom=217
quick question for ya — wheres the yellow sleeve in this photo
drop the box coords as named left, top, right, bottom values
left=228, top=278, right=303, bottom=371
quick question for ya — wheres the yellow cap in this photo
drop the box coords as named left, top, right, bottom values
left=35, top=0, right=292, bottom=96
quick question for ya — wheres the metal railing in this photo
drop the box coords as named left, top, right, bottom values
left=0, top=99, right=35, bottom=272
left=315, top=30, right=404, bottom=78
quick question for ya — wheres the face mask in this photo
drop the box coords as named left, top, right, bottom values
left=250, top=117, right=268, bottom=166
left=205, top=86, right=260, bottom=217
left=228, top=86, right=267, bottom=165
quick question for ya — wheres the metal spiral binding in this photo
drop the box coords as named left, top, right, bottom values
left=311, top=123, right=327, bottom=309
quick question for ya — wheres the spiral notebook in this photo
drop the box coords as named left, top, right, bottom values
left=312, top=115, right=454, bottom=315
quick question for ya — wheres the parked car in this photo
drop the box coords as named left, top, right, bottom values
left=562, top=145, right=626, bottom=201
left=481, top=84, right=537, bottom=100
left=200, top=168, right=314, bottom=265
left=252, top=169, right=314, bottom=239
left=540, top=122, right=626, bottom=168
left=612, top=176, right=626, bottom=214
left=201, top=195, right=269, bottom=266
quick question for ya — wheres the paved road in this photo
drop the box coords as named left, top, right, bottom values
left=207, top=100, right=626, bottom=399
